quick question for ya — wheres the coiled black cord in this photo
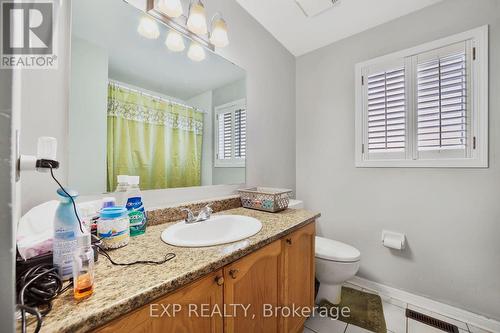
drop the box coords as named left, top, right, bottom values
left=96, top=245, right=175, bottom=266
left=17, top=264, right=72, bottom=333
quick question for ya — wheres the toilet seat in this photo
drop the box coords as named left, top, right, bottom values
left=315, top=236, right=361, bottom=262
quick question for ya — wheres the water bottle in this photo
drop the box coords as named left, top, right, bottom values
left=114, top=175, right=129, bottom=207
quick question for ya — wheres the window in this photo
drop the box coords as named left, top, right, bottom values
left=355, top=26, right=488, bottom=167
left=215, top=99, right=246, bottom=167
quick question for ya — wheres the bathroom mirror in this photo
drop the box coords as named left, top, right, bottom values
left=69, top=0, right=246, bottom=195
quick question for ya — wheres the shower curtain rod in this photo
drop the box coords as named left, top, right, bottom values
left=108, top=79, right=207, bottom=114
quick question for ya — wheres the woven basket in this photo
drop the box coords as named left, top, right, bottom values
left=238, top=187, right=292, bottom=213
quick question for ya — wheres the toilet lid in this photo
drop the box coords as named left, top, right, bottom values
left=315, top=236, right=361, bottom=262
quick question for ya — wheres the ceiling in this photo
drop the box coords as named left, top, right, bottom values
left=236, top=0, right=443, bottom=56
left=72, top=0, right=245, bottom=100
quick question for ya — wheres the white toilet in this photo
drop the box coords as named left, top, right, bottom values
left=315, top=236, right=360, bottom=304
left=288, top=200, right=361, bottom=304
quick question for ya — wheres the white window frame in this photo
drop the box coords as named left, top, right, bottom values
left=214, top=98, right=246, bottom=168
left=355, top=25, right=488, bottom=168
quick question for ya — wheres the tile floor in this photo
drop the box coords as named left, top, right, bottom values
left=302, top=282, right=493, bottom=333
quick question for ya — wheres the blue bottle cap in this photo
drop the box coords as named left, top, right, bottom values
left=102, top=197, right=116, bottom=209
left=100, top=206, right=128, bottom=219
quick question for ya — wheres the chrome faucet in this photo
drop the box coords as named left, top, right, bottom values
left=180, top=204, right=213, bottom=224
left=196, top=204, right=213, bottom=222
left=180, top=208, right=196, bottom=223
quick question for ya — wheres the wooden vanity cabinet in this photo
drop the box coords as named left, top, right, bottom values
left=280, top=222, right=316, bottom=333
left=95, top=221, right=315, bottom=333
left=223, top=240, right=282, bottom=333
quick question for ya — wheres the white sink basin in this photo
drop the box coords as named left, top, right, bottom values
left=161, top=215, right=262, bottom=247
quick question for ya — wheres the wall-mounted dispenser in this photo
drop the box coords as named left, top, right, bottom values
left=382, top=230, right=406, bottom=250
left=17, top=136, right=60, bottom=179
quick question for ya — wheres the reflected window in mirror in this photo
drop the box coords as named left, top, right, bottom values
left=215, top=99, right=246, bottom=168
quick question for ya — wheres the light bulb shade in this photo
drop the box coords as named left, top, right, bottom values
left=157, top=0, right=183, bottom=18
left=187, top=2, right=208, bottom=35
left=137, top=17, right=160, bottom=39
left=210, top=17, right=229, bottom=48
left=187, top=42, right=206, bottom=61
left=165, top=30, right=185, bottom=52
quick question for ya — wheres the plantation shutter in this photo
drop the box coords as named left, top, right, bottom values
left=416, top=42, right=468, bottom=152
left=217, top=112, right=232, bottom=159
left=235, top=108, right=246, bottom=158
left=215, top=99, right=247, bottom=167
left=365, top=64, right=406, bottom=156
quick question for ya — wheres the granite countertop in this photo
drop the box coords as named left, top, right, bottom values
left=28, top=207, right=320, bottom=333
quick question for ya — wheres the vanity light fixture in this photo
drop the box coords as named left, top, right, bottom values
left=209, top=13, right=229, bottom=48
left=187, top=0, right=208, bottom=35
left=187, top=41, right=206, bottom=61
left=165, top=30, right=185, bottom=52
left=157, top=0, right=183, bottom=18
left=145, top=0, right=229, bottom=62
left=137, top=16, right=160, bottom=39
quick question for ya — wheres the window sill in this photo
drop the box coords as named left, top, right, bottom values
left=355, top=158, right=488, bottom=168
left=214, top=161, right=246, bottom=168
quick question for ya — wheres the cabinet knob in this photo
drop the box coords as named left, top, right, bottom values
left=215, top=276, right=224, bottom=286
left=229, top=269, right=239, bottom=279
left=286, top=238, right=292, bottom=245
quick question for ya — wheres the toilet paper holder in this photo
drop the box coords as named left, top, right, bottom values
left=381, top=230, right=406, bottom=250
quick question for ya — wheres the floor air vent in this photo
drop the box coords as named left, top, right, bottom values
left=406, top=309, right=459, bottom=333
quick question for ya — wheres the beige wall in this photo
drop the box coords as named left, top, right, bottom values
left=296, top=0, right=500, bottom=320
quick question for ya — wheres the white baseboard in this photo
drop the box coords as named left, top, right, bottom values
left=349, top=276, right=500, bottom=333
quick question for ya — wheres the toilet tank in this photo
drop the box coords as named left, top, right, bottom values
left=288, top=199, right=304, bottom=209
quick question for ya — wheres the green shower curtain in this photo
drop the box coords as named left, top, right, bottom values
left=107, top=84, right=203, bottom=191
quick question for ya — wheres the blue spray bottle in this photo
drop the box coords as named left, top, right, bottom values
left=53, top=188, right=82, bottom=280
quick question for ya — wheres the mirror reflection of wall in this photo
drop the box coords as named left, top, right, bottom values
left=69, top=0, right=246, bottom=196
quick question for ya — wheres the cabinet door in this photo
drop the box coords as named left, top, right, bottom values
left=94, top=309, right=154, bottom=333
left=281, top=222, right=315, bottom=333
left=223, top=240, right=281, bottom=333
left=95, top=270, right=224, bottom=333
